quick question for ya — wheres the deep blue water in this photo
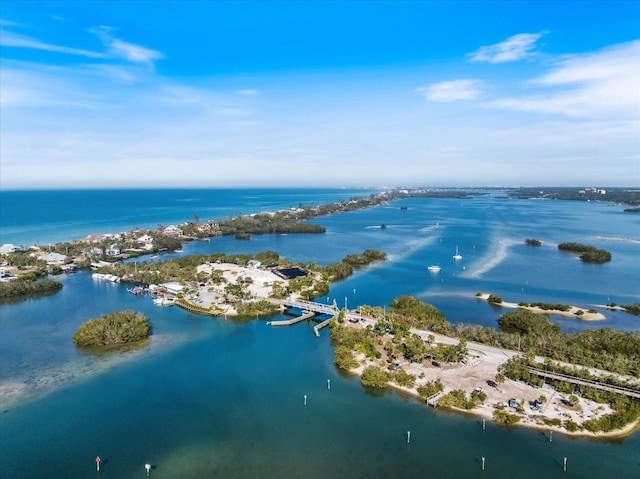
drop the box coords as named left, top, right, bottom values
left=0, top=188, right=378, bottom=246
left=1, top=189, right=640, bottom=478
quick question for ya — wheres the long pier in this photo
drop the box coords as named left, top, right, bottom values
left=528, top=368, right=640, bottom=400
left=270, top=311, right=316, bottom=326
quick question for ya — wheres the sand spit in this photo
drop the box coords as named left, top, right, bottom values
left=478, top=294, right=606, bottom=321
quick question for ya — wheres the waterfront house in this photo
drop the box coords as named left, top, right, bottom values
left=41, top=252, right=68, bottom=265
left=163, top=225, right=182, bottom=237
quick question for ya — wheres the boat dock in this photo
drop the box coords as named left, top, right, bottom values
left=269, top=310, right=316, bottom=326
left=313, top=317, right=334, bottom=337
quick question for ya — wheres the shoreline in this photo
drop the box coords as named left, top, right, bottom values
left=346, top=361, right=640, bottom=440
left=341, top=316, right=639, bottom=440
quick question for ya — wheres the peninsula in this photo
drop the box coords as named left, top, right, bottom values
left=330, top=296, right=640, bottom=438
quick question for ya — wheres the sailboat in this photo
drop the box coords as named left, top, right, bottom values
left=427, top=264, right=441, bottom=272
left=453, top=246, right=462, bottom=260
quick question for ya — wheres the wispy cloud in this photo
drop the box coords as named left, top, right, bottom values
left=488, top=40, right=640, bottom=118
left=416, top=79, right=482, bottom=102
left=1, top=24, right=162, bottom=65
left=0, top=66, right=99, bottom=108
left=469, top=32, right=546, bottom=63
left=90, top=26, right=163, bottom=65
left=237, top=89, right=260, bottom=96
left=0, top=30, right=105, bottom=58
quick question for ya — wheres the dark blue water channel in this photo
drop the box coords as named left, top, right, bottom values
left=1, top=192, right=639, bottom=477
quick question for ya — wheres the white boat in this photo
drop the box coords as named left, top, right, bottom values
left=453, top=246, right=462, bottom=260
left=153, top=297, right=175, bottom=306
left=92, top=273, right=120, bottom=282
left=427, top=265, right=441, bottom=272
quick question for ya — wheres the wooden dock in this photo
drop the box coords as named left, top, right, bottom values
left=426, top=391, right=445, bottom=407
left=270, top=311, right=316, bottom=326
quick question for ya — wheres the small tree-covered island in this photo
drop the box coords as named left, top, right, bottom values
left=73, top=310, right=152, bottom=347
left=0, top=277, right=63, bottom=299
left=558, top=242, right=612, bottom=263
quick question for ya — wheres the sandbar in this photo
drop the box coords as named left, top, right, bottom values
left=478, top=294, right=606, bottom=321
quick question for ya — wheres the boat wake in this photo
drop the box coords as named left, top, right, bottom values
left=465, top=238, right=519, bottom=278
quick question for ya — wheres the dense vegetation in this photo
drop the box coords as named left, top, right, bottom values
left=417, top=379, right=444, bottom=399
left=621, top=304, right=640, bottom=316
left=0, top=278, right=63, bottom=299
left=437, top=389, right=478, bottom=410
left=73, top=310, right=151, bottom=347
left=235, top=299, right=281, bottom=316
left=558, top=242, right=612, bottom=263
left=387, top=295, right=449, bottom=333
left=342, top=249, right=386, bottom=267
left=460, top=310, right=640, bottom=377
left=517, top=302, right=571, bottom=312
left=487, top=294, right=503, bottom=304
left=361, top=366, right=392, bottom=388
left=218, top=212, right=326, bottom=236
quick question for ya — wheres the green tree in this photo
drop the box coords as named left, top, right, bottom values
left=361, top=366, right=392, bottom=389
left=73, top=310, right=151, bottom=347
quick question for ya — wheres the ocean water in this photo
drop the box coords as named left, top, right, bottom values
left=1, top=189, right=640, bottom=478
left=0, top=188, right=379, bottom=246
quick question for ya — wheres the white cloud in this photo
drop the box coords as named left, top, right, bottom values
left=0, top=24, right=162, bottom=66
left=416, top=79, right=482, bottom=102
left=469, top=32, right=546, bottom=63
left=487, top=40, right=640, bottom=119
left=0, top=29, right=105, bottom=58
left=90, top=26, right=163, bottom=65
left=0, top=66, right=99, bottom=108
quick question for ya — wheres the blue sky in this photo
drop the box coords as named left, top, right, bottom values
left=1, top=1, right=639, bottom=189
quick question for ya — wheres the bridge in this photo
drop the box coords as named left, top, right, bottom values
left=528, top=368, right=640, bottom=400
left=281, top=298, right=340, bottom=316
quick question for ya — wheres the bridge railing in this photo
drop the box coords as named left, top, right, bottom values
left=283, top=298, right=340, bottom=315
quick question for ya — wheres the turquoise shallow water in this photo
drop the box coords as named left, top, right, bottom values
left=1, top=190, right=640, bottom=477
